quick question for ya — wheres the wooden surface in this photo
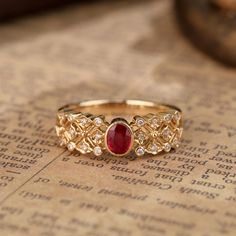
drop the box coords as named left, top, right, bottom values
left=175, top=0, right=236, bottom=67
left=0, top=0, right=83, bottom=20
left=214, top=0, right=236, bottom=11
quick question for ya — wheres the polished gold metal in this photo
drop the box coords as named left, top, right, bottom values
left=55, top=99, right=183, bottom=157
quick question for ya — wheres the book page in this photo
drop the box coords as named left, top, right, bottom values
left=0, top=0, right=236, bottom=235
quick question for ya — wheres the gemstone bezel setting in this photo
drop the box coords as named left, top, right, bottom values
left=105, top=119, right=134, bottom=156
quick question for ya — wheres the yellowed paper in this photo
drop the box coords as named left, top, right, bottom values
left=0, top=1, right=236, bottom=235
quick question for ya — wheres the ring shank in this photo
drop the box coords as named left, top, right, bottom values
left=59, top=99, right=181, bottom=116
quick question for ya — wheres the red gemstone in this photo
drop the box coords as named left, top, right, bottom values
left=106, top=122, right=132, bottom=155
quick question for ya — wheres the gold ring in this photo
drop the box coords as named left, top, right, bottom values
left=55, top=100, right=183, bottom=157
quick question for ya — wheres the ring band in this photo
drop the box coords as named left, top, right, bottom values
left=55, top=100, right=183, bottom=157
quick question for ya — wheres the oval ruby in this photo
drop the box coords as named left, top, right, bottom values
left=106, top=122, right=132, bottom=155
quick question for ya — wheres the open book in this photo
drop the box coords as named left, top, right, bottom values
left=0, top=0, right=236, bottom=235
